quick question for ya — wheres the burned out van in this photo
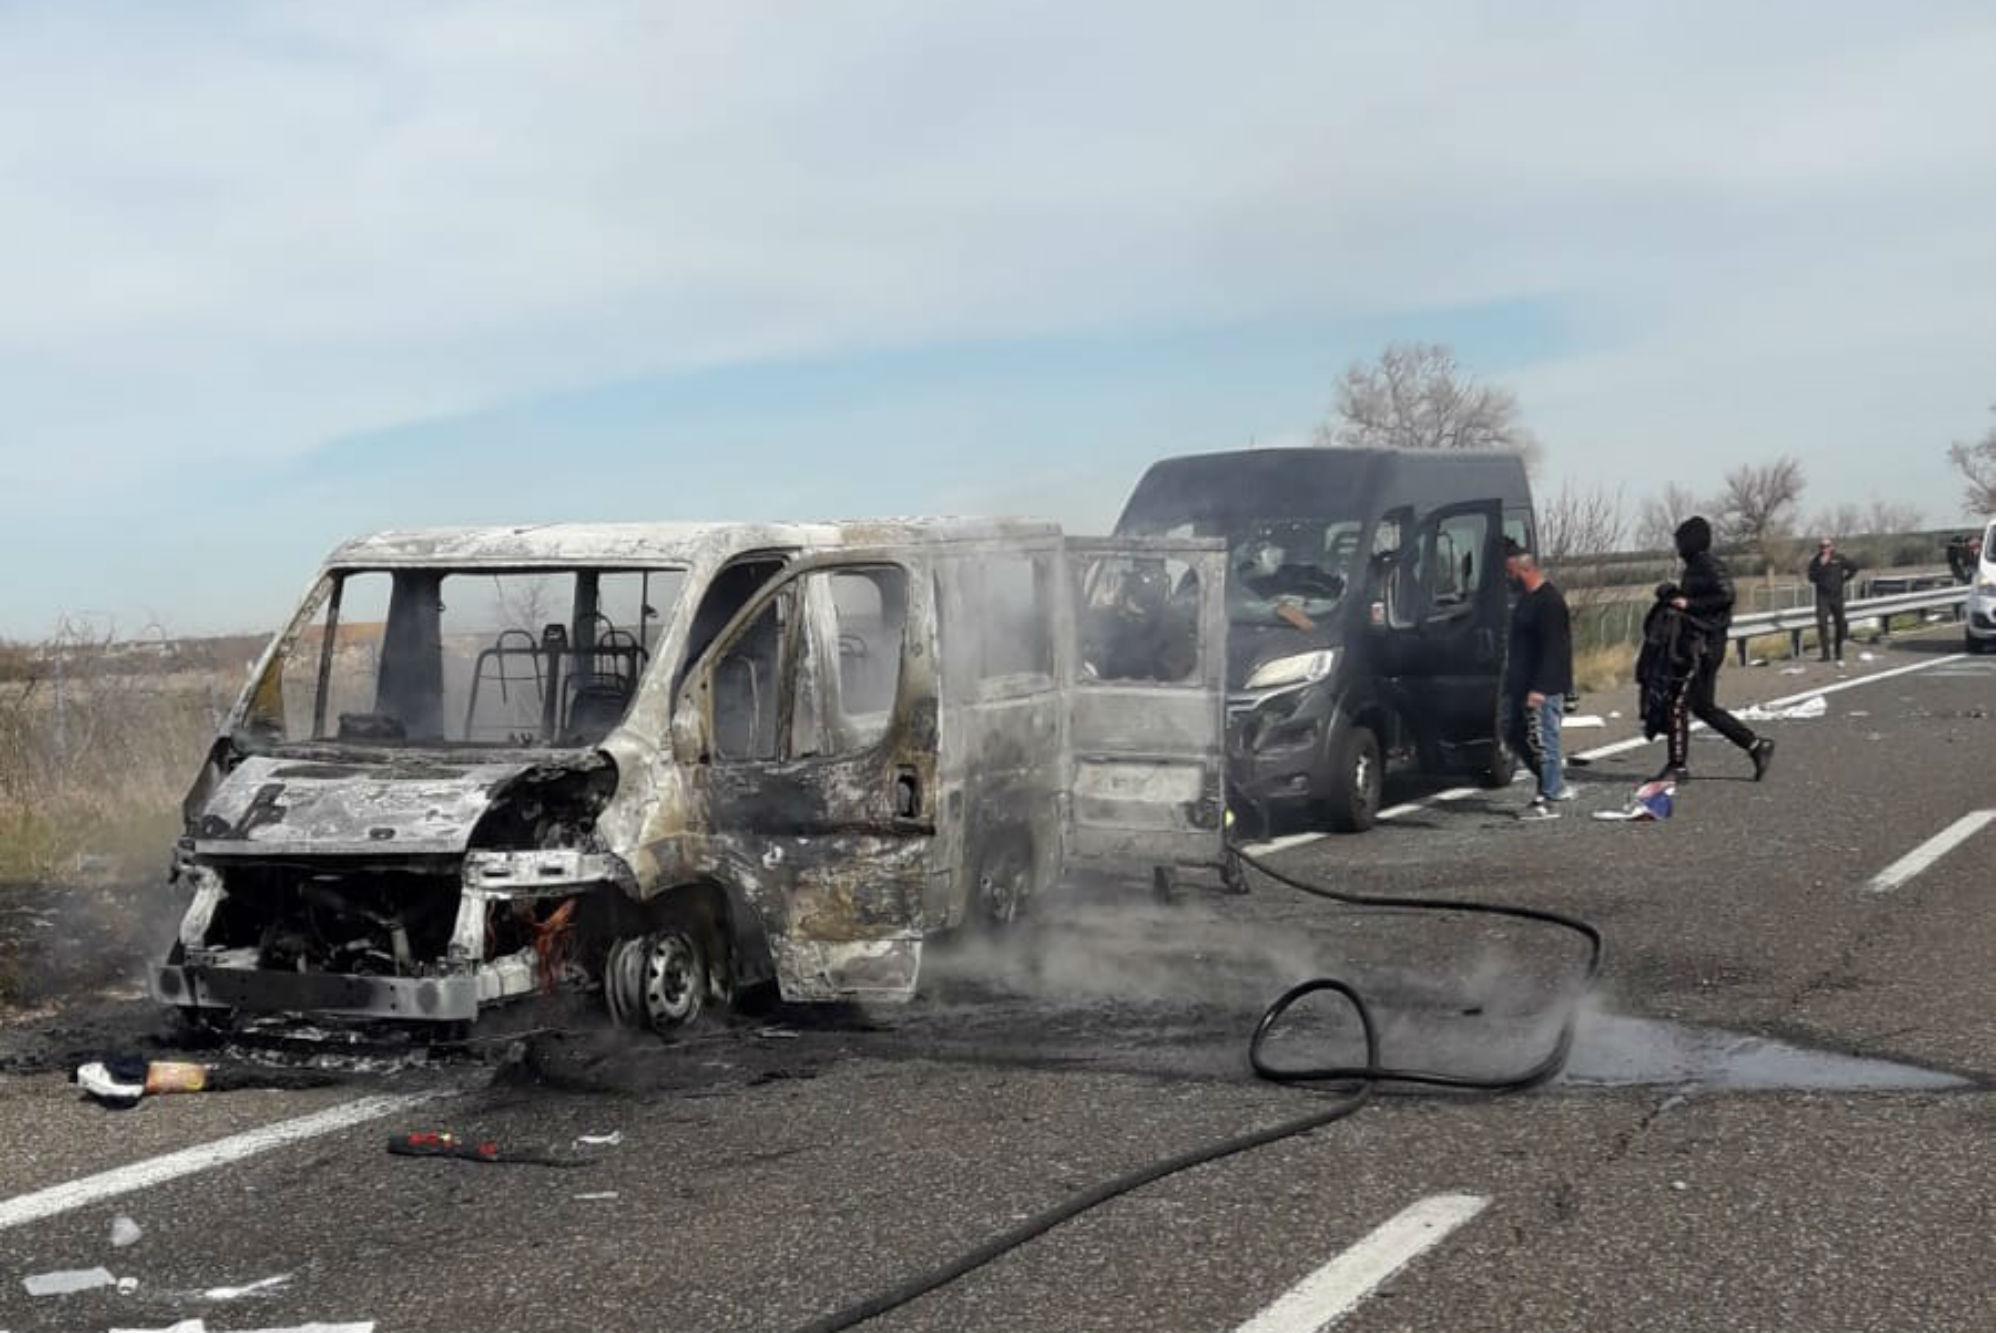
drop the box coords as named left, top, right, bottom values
left=152, top=521, right=1225, bottom=1035
left=1115, top=448, right=1535, bottom=833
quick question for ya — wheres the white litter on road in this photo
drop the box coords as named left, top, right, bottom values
left=573, top=1191, right=621, bottom=1200
left=1739, top=696, right=1827, bottom=721
left=1780, top=667, right=1807, bottom=675
left=205, top=1272, right=293, bottom=1300
left=111, top=1213, right=144, bottom=1247
left=1561, top=714, right=1606, bottom=729
left=574, top=1131, right=623, bottom=1147
left=24, top=1266, right=116, bottom=1295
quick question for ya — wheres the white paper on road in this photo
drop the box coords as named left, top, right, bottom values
left=24, top=1266, right=116, bottom=1295
left=1561, top=714, right=1606, bottom=729
left=1738, top=696, right=1827, bottom=721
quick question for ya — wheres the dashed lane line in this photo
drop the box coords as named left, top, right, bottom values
left=1865, top=809, right=1997, bottom=893
left=1234, top=1193, right=1490, bottom=1333
left=0, top=1090, right=450, bottom=1233
left=1241, top=651, right=1970, bottom=854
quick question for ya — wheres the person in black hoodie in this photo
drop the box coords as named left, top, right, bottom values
left=1656, top=516, right=1777, bottom=783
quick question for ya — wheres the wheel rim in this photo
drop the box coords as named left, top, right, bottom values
left=1354, top=750, right=1374, bottom=802
left=640, top=931, right=702, bottom=1029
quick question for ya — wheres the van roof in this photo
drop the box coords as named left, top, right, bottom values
left=325, top=518, right=1062, bottom=568
left=1118, top=446, right=1531, bottom=528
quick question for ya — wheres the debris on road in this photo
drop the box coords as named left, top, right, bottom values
left=1738, top=696, right=1827, bottom=722
left=75, top=1056, right=346, bottom=1109
left=387, top=1129, right=594, bottom=1167
left=1780, top=666, right=1807, bottom=675
left=23, top=1265, right=118, bottom=1295
left=573, top=1190, right=621, bottom=1201
left=1592, top=779, right=1676, bottom=822
left=573, top=1130, right=623, bottom=1147
left=204, top=1272, right=293, bottom=1300
left=109, top=1323, right=374, bottom=1333
left=1561, top=714, right=1606, bottom=729
left=111, top=1213, right=144, bottom=1247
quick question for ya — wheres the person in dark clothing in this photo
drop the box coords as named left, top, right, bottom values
left=1655, top=516, right=1776, bottom=783
left=1500, top=540, right=1573, bottom=819
left=1805, top=536, right=1859, bottom=664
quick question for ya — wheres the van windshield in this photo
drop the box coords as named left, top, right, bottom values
left=1130, top=518, right=1363, bottom=627
left=238, top=567, right=688, bottom=751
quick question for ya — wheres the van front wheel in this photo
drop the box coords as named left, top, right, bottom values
left=1326, top=724, right=1382, bottom=833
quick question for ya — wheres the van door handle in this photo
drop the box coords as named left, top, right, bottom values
left=893, top=767, right=922, bottom=820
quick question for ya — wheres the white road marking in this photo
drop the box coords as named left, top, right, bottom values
left=1866, top=809, right=1997, bottom=893
left=0, top=1091, right=446, bottom=1233
left=1235, top=1193, right=1489, bottom=1333
left=1239, top=651, right=1971, bottom=855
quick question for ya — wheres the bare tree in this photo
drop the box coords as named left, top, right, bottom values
left=1316, top=342, right=1539, bottom=464
left=1808, top=503, right=1865, bottom=540
left=1862, top=499, right=1923, bottom=535
left=1718, top=456, right=1807, bottom=588
left=1947, top=425, right=1996, bottom=516
left=1636, top=482, right=1704, bottom=552
left=1539, top=482, right=1628, bottom=565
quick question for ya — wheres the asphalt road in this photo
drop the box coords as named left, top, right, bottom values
left=0, top=631, right=1991, bottom=1333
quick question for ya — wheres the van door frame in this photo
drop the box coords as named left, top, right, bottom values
left=670, top=547, right=941, bottom=1002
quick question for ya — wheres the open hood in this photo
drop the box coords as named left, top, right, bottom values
left=191, top=754, right=544, bottom=857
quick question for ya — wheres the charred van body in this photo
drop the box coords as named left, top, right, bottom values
left=1114, top=448, right=1535, bottom=833
left=154, top=521, right=1226, bottom=1034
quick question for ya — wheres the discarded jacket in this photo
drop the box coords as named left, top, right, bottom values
left=1634, top=601, right=1714, bottom=741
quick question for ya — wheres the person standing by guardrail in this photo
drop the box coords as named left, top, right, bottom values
left=1656, top=516, right=1776, bottom=783
left=1806, top=536, right=1859, bottom=664
left=1501, top=539, right=1574, bottom=820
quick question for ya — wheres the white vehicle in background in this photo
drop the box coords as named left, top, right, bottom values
left=1968, top=519, right=1997, bottom=653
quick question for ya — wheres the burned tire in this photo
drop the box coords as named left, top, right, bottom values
left=604, top=926, right=708, bottom=1036
left=1326, top=724, right=1381, bottom=833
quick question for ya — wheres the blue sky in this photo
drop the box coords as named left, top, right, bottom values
left=1, top=1, right=1992, bottom=636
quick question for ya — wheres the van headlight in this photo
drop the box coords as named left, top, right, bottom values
left=1244, top=649, right=1337, bottom=691
left=1977, top=577, right=1996, bottom=597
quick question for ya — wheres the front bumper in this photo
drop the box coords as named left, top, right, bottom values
left=152, top=947, right=541, bottom=1022
left=1968, top=594, right=1995, bottom=637
left=1226, top=684, right=1334, bottom=808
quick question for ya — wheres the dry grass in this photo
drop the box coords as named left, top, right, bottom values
left=0, top=667, right=234, bottom=882
left=1571, top=642, right=1633, bottom=696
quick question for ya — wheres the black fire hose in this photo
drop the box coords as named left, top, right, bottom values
left=786, top=841, right=1603, bottom=1333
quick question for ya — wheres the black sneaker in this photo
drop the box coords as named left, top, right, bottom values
left=1651, top=764, right=1690, bottom=784
left=1750, top=737, right=1776, bottom=781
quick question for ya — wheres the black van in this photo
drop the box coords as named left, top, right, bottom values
left=1113, top=447, right=1535, bottom=833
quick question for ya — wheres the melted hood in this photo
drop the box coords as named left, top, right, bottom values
left=192, top=754, right=543, bottom=857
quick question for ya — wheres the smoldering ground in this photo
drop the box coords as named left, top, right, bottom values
left=508, top=870, right=1601, bottom=1099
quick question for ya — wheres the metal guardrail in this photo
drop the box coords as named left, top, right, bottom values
left=1728, top=586, right=1967, bottom=663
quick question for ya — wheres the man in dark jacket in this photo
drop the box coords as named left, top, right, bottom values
left=1656, top=516, right=1776, bottom=783
left=1805, top=536, right=1859, bottom=664
left=1501, top=540, right=1573, bottom=819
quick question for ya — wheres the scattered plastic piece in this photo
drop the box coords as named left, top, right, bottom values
left=1593, top=780, right=1675, bottom=822
left=756, top=1026, right=801, bottom=1040
left=118, top=1275, right=141, bottom=1293
left=1859, top=651, right=1877, bottom=661
left=205, top=1273, right=292, bottom=1300
left=109, top=1321, right=206, bottom=1333
left=1848, top=710, right=1869, bottom=718
left=573, top=1191, right=621, bottom=1200
left=111, top=1214, right=144, bottom=1248
left=574, top=1130, right=623, bottom=1147
left=1780, top=667, right=1807, bottom=675
left=1739, top=696, right=1827, bottom=722
left=388, top=1129, right=592, bottom=1167
left=24, top=1266, right=117, bottom=1296
left=1560, top=714, right=1606, bottom=729
left=1607, top=710, right=1623, bottom=719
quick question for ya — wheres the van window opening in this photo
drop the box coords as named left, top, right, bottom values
left=246, top=566, right=689, bottom=750
left=1137, top=517, right=1362, bottom=628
